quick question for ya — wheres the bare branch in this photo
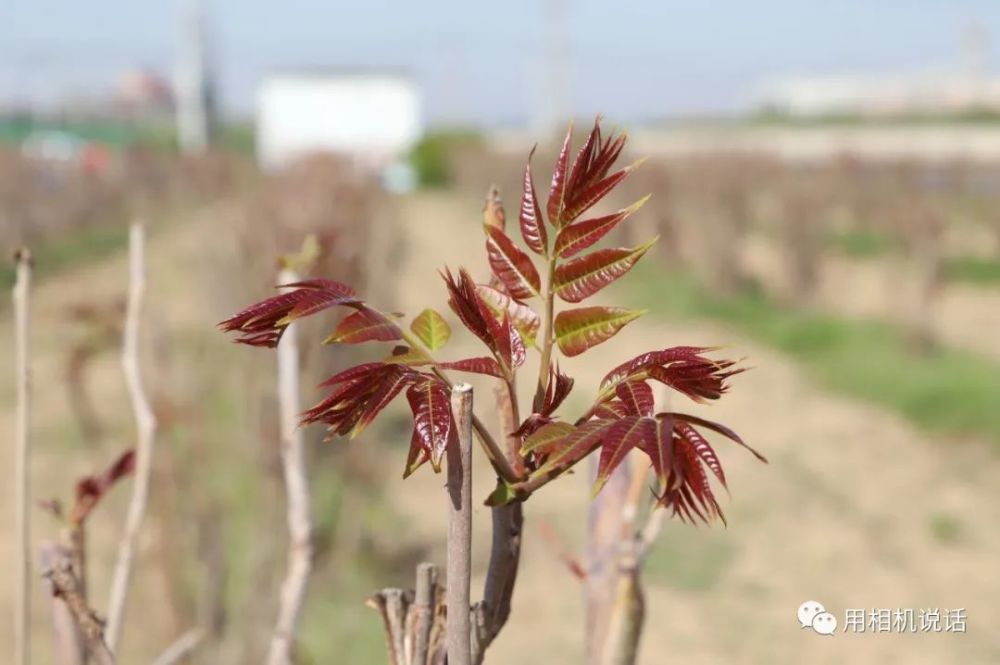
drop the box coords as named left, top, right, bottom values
left=447, top=384, right=474, bottom=665
left=13, top=247, right=32, bottom=665
left=266, top=269, right=314, bottom=665
left=151, top=628, right=205, bottom=665
left=40, top=544, right=115, bottom=665
left=106, top=223, right=158, bottom=651
left=471, top=380, right=524, bottom=665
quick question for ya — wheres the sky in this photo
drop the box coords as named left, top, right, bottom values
left=1, top=1, right=999, bottom=126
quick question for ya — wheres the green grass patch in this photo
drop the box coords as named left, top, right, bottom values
left=928, top=513, right=964, bottom=545
left=945, top=255, right=1000, bottom=285
left=828, top=228, right=892, bottom=258
left=644, top=524, right=736, bottom=591
left=408, top=129, right=484, bottom=188
left=2, top=223, right=130, bottom=289
left=628, top=265, right=1000, bottom=446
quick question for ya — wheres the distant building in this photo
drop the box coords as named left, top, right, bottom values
left=755, top=24, right=1000, bottom=118
left=256, top=70, right=423, bottom=171
left=754, top=72, right=1000, bottom=118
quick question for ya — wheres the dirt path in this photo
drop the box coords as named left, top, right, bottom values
left=388, top=192, right=1000, bottom=665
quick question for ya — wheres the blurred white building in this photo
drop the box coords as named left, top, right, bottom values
left=256, top=70, right=423, bottom=171
left=754, top=72, right=1000, bottom=118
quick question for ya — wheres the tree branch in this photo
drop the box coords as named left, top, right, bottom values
left=13, top=247, right=32, bottom=665
left=40, top=544, right=115, bottom=665
left=106, top=223, right=158, bottom=651
left=470, top=381, right=524, bottom=665
left=266, top=269, right=314, bottom=665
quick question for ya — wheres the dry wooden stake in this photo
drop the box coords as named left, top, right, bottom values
left=13, top=248, right=32, bottom=665
left=447, top=384, right=474, bottom=665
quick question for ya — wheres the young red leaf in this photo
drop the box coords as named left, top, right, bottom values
left=318, top=361, right=390, bottom=388
left=600, top=346, right=719, bottom=392
left=442, top=267, right=496, bottom=351
left=639, top=415, right=674, bottom=488
left=648, top=358, right=744, bottom=402
left=663, top=412, right=767, bottom=462
left=534, top=418, right=614, bottom=477
left=407, top=378, right=453, bottom=471
left=547, top=123, right=573, bottom=227
left=554, top=306, right=644, bottom=357
left=483, top=185, right=506, bottom=231
left=437, top=357, right=504, bottom=378
left=593, top=416, right=656, bottom=495
left=504, top=311, right=527, bottom=369
left=484, top=225, right=541, bottom=299
left=410, top=308, right=452, bottom=351
left=521, top=421, right=575, bottom=455
left=677, top=421, right=727, bottom=488
left=553, top=238, right=656, bottom=303
left=475, top=284, right=540, bottom=346
left=614, top=380, right=654, bottom=416
left=351, top=365, right=417, bottom=437
left=403, top=429, right=431, bottom=478
left=219, top=279, right=361, bottom=347
left=519, top=146, right=548, bottom=255
left=562, top=160, right=644, bottom=224
left=71, top=449, right=136, bottom=525
left=593, top=400, right=630, bottom=420
left=325, top=306, right=402, bottom=344
left=541, top=363, right=574, bottom=416
left=565, top=118, right=602, bottom=199
left=554, top=195, right=650, bottom=258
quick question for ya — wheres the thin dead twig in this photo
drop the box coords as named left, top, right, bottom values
left=266, top=269, right=314, bottom=665
left=106, top=223, right=158, bottom=651
left=151, top=628, right=205, bottom=665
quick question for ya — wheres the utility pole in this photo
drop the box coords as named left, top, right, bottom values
left=175, top=0, right=216, bottom=153
left=534, top=0, right=569, bottom=140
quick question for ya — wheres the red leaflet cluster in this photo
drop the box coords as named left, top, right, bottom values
left=220, top=117, right=764, bottom=525
left=218, top=279, right=360, bottom=347
left=301, top=361, right=452, bottom=477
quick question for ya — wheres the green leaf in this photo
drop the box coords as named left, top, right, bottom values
left=554, top=195, right=650, bottom=258
left=554, top=238, right=656, bottom=303
left=554, top=307, right=645, bottom=357
left=521, top=421, right=575, bottom=455
left=384, top=345, right=435, bottom=367
left=410, top=308, right=451, bottom=351
left=325, top=306, right=402, bottom=344
left=484, top=225, right=541, bottom=299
